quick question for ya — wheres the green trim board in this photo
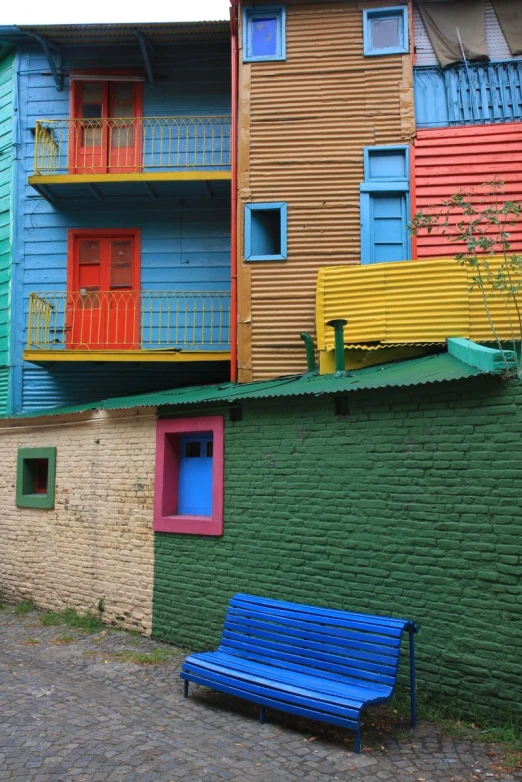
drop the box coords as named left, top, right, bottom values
left=16, top=447, right=57, bottom=509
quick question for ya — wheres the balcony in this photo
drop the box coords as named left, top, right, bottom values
left=24, top=290, right=231, bottom=363
left=29, top=115, right=232, bottom=201
left=414, top=61, right=522, bottom=128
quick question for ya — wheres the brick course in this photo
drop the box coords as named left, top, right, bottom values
left=0, top=409, right=156, bottom=634
left=153, top=375, right=522, bottom=719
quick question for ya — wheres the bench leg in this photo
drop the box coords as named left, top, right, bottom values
left=354, top=728, right=361, bottom=754
left=259, top=706, right=265, bottom=724
left=409, top=631, right=416, bottom=728
left=183, top=680, right=189, bottom=699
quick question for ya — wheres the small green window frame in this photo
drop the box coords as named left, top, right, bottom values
left=16, top=447, right=57, bottom=509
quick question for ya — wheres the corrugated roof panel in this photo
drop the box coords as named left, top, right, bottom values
left=16, top=21, right=229, bottom=44
left=6, top=352, right=492, bottom=420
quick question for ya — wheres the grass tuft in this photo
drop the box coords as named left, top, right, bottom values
left=22, top=638, right=40, bottom=645
left=62, top=608, right=104, bottom=633
left=52, top=634, right=76, bottom=645
left=13, top=599, right=37, bottom=616
left=40, top=611, right=64, bottom=627
left=110, top=648, right=176, bottom=666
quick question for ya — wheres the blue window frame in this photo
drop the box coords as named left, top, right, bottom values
left=244, top=202, right=288, bottom=262
left=360, top=146, right=410, bottom=265
left=243, top=6, right=286, bottom=62
left=363, top=6, right=408, bottom=57
left=178, top=434, right=213, bottom=517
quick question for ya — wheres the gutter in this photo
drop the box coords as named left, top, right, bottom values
left=229, top=1, right=239, bottom=382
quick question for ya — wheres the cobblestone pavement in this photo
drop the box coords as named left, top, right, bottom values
left=1, top=607, right=520, bottom=782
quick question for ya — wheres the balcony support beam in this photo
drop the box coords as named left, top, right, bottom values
left=23, top=350, right=231, bottom=363
left=135, top=31, right=155, bottom=87
left=30, top=34, right=63, bottom=91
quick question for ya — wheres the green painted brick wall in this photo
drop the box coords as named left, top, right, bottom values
left=153, top=375, right=522, bottom=719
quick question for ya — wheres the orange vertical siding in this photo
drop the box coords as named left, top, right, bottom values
left=237, top=0, right=415, bottom=381
left=414, top=124, right=522, bottom=259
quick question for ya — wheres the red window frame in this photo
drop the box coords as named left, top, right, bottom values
left=69, top=70, right=144, bottom=174
left=154, top=416, right=225, bottom=536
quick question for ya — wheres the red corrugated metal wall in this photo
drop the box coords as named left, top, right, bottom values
left=414, top=123, right=522, bottom=258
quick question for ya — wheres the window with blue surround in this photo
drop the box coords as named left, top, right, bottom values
left=178, top=434, right=213, bottom=517
left=245, top=202, right=287, bottom=261
left=363, top=6, right=408, bottom=57
left=360, top=146, right=410, bottom=265
left=243, top=6, right=286, bottom=62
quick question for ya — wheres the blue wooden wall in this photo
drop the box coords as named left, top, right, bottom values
left=0, top=49, right=14, bottom=414
left=11, top=39, right=231, bottom=413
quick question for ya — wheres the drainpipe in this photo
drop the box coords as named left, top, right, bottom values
left=230, top=1, right=239, bottom=382
left=326, top=319, right=348, bottom=373
left=299, top=333, right=317, bottom=373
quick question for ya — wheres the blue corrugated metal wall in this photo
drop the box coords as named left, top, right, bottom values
left=22, top=362, right=229, bottom=412
left=12, top=39, right=231, bottom=412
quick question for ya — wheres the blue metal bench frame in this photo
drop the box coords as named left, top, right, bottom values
left=180, top=594, right=419, bottom=752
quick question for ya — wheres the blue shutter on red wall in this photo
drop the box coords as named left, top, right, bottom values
left=369, top=193, right=409, bottom=264
left=177, top=434, right=213, bottom=516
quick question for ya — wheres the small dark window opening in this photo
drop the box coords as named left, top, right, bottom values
left=26, top=459, right=49, bottom=494
left=251, top=209, right=281, bottom=256
left=206, top=441, right=213, bottom=457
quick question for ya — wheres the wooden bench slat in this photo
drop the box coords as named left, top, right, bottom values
left=218, top=638, right=397, bottom=687
left=220, top=630, right=398, bottom=679
left=227, top=601, right=404, bottom=639
left=188, top=651, right=391, bottom=706
left=231, top=594, right=414, bottom=634
left=225, top=610, right=402, bottom=650
left=183, top=659, right=366, bottom=716
left=223, top=617, right=401, bottom=664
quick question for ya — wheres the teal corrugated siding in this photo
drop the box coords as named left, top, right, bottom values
left=0, top=50, right=14, bottom=412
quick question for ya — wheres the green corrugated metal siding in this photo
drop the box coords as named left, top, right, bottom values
left=0, top=50, right=14, bottom=412
left=6, top=353, right=487, bottom=419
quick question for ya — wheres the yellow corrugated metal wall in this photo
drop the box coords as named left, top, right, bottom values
left=316, top=257, right=522, bottom=355
left=237, top=0, right=415, bottom=381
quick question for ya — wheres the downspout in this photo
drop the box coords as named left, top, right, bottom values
left=230, top=1, right=239, bottom=383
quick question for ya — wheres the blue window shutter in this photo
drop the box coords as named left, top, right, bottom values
left=368, top=193, right=409, bottom=264
left=178, top=434, right=213, bottom=516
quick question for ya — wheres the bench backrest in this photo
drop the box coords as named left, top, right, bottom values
left=219, top=594, right=418, bottom=691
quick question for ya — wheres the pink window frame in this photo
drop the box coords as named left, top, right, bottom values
left=154, top=415, right=224, bottom=535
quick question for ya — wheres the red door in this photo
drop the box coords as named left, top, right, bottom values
left=67, top=230, right=140, bottom=350
left=70, top=80, right=143, bottom=174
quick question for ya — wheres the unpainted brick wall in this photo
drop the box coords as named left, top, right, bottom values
left=153, top=376, right=522, bottom=719
left=0, top=409, right=156, bottom=634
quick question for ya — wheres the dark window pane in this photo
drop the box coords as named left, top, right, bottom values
left=82, top=104, right=102, bottom=119
left=251, top=17, right=278, bottom=57
left=206, top=441, right=213, bottom=457
left=83, top=83, right=102, bottom=102
left=185, top=441, right=201, bottom=457
left=33, top=459, right=48, bottom=493
left=112, top=83, right=133, bottom=104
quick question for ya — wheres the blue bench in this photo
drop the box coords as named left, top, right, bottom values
left=180, top=593, right=419, bottom=752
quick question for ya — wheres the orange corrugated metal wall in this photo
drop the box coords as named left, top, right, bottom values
left=238, top=0, right=415, bottom=381
left=414, top=123, right=522, bottom=259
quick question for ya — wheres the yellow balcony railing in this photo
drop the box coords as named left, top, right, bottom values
left=33, top=116, right=232, bottom=175
left=27, top=291, right=231, bottom=353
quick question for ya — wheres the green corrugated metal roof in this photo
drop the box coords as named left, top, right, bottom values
left=5, top=353, right=487, bottom=420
